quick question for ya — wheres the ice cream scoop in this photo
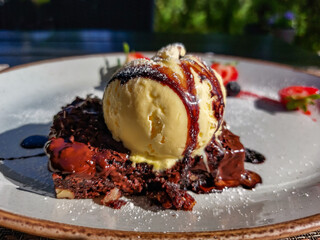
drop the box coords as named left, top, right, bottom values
left=103, top=43, right=226, bottom=170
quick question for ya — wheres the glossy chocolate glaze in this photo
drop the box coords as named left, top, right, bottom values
left=187, top=123, right=262, bottom=192
left=109, top=56, right=224, bottom=156
left=46, top=137, right=95, bottom=174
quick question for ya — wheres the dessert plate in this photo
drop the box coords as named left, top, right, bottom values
left=0, top=53, right=319, bottom=240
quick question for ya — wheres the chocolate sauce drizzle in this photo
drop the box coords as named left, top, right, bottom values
left=0, top=153, right=46, bottom=161
left=110, top=57, right=224, bottom=156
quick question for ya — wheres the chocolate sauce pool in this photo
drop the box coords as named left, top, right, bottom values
left=0, top=135, right=47, bottom=161
left=20, top=135, right=48, bottom=149
left=245, top=148, right=266, bottom=164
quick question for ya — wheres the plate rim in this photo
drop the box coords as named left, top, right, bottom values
left=1, top=209, right=320, bottom=240
left=0, top=53, right=319, bottom=239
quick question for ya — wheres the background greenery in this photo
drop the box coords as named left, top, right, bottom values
left=1, top=0, right=318, bottom=54
left=154, top=0, right=320, bottom=54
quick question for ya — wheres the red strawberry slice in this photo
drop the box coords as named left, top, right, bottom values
left=127, top=52, right=149, bottom=62
left=211, top=62, right=238, bottom=85
left=123, top=42, right=149, bottom=63
left=279, top=86, right=320, bottom=112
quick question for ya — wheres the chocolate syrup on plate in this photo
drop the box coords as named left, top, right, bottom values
left=20, top=135, right=48, bottom=149
left=0, top=152, right=46, bottom=161
left=245, top=148, right=266, bottom=164
left=0, top=135, right=47, bottom=161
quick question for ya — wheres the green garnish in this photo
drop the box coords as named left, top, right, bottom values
left=286, top=94, right=320, bottom=112
left=123, top=42, right=130, bottom=54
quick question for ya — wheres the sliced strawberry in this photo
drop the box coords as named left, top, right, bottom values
left=123, top=42, right=149, bottom=63
left=279, top=86, right=320, bottom=112
left=211, top=62, right=238, bottom=85
left=126, top=52, right=149, bottom=62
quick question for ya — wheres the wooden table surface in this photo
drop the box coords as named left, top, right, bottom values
left=0, top=30, right=319, bottom=240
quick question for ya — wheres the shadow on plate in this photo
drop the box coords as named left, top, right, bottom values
left=95, top=59, right=121, bottom=91
left=0, top=123, right=55, bottom=197
left=126, top=195, right=163, bottom=212
left=254, top=98, right=287, bottom=114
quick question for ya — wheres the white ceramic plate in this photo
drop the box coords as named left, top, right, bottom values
left=0, top=53, right=319, bottom=240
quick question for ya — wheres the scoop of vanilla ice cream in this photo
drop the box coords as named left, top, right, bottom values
left=103, top=43, right=225, bottom=171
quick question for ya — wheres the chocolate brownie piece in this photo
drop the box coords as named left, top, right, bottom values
left=46, top=96, right=261, bottom=210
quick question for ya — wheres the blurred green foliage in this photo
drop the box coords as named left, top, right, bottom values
left=154, top=0, right=320, bottom=53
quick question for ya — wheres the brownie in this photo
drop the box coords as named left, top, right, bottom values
left=45, top=96, right=261, bottom=210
